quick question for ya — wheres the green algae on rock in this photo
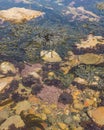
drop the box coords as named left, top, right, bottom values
left=79, top=53, right=104, bottom=65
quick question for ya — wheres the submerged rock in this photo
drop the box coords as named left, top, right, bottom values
left=76, top=34, right=104, bottom=49
left=61, top=51, right=104, bottom=74
left=61, top=35, right=104, bottom=73
left=79, top=53, right=104, bottom=65
left=40, top=50, right=62, bottom=63
left=13, top=100, right=31, bottom=114
left=0, top=115, right=25, bottom=130
left=74, top=77, right=88, bottom=85
left=0, top=109, right=9, bottom=125
left=58, top=122, right=68, bottom=130
left=0, top=7, right=44, bottom=23
left=60, top=51, right=79, bottom=74
left=21, top=63, right=42, bottom=79
left=88, top=107, right=104, bottom=126
left=0, top=77, right=14, bottom=92
left=0, top=62, right=16, bottom=75
left=63, top=6, right=100, bottom=22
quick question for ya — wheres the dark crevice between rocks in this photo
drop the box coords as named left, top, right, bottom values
left=80, top=120, right=104, bottom=130
left=72, top=81, right=104, bottom=92
left=20, top=112, right=46, bottom=130
left=98, top=93, right=104, bottom=107
left=11, top=92, right=28, bottom=103
left=22, top=75, right=40, bottom=87
left=8, top=124, right=28, bottom=130
left=0, top=80, right=19, bottom=104
left=42, top=63, right=60, bottom=72
left=72, top=81, right=86, bottom=91
left=72, top=44, right=104, bottom=55
left=43, top=78, right=63, bottom=88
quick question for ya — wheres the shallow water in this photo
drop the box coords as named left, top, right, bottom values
left=0, top=1, right=104, bottom=130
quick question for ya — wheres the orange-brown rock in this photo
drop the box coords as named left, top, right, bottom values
left=28, top=95, right=40, bottom=104
left=88, top=107, right=104, bottom=126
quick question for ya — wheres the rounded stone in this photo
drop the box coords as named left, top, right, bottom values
left=40, top=50, right=62, bottom=62
left=0, top=62, right=16, bottom=74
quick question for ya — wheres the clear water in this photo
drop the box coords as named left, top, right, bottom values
left=0, top=1, right=104, bottom=130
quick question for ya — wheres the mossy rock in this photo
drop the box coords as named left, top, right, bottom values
left=79, top=53, right=104, bottom=65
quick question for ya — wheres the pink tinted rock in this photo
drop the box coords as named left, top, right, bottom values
left=21, top=63, right=42, bottom=77
left=37, top=85, right=62, bottom=104
left=37, top=84, right=71, bottom=109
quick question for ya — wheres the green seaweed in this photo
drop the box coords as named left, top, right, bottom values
left=74, top=65, right=104, bottom=88
left=56, top=71, right=75, bottom=88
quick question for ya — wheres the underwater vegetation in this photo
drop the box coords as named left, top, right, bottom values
left=0, top=22, right=71, bottom=62
left=55, top=71, right=75, bottom=88
left=74, top=65, right=104, bottom=90
left=0, top=10, right=104, bottom=63
left=0, top=1, right=104, bottom=129
left=42, top=63, right=75, bottom=89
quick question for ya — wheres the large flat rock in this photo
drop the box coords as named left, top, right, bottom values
left=0, top=7, right=44, bottom=23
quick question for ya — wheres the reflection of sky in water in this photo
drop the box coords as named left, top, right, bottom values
left=0, top=0, right=29, bottom=10
left=0, top=0, right=104, bottom=37
left=13, top=0, right=22, bottom=3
